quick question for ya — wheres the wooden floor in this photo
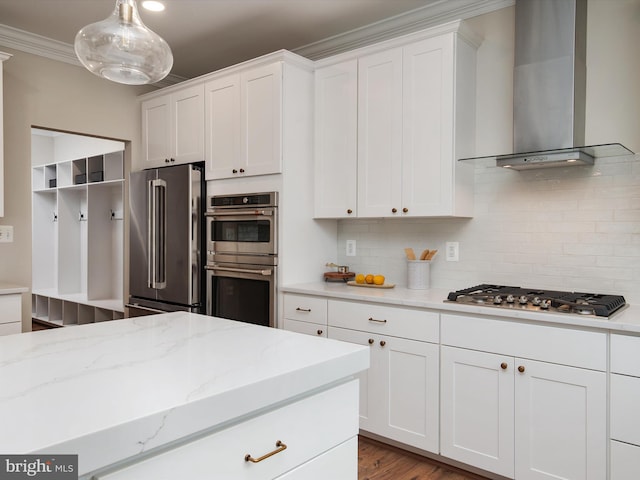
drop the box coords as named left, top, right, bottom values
left=358, top=437, right=488, bottom=480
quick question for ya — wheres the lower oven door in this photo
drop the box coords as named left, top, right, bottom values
left=205, top=261, right=276, bottom=328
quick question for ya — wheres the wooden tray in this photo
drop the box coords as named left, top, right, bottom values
left=346, top=281, right=395, bottom=289
left=324, top=272, right=355, bottom=282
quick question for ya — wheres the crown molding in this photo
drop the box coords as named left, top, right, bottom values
left=293, top=0, right=514, bottom=60
left=0, top=0, right=513, bottom=87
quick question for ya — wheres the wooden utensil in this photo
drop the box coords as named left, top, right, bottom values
left=404, top=248, right=416, bottom=260
left=420, top=249, right=430, bottom=260
left=426, top=249, right=438, bottom=260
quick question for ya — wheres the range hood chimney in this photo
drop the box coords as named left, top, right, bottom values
left=465, top=0, right=633, bottom=170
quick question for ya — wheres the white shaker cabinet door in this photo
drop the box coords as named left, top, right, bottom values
left=514, top=359, right=606, bottom=480
left=402, top=35, right=454, bottom=216
left=314, top=60, right=358, bottom=218
left=141, top=94, right=171, bottom=169
left=357, top=48, right=403, bottom=218
left=205, top=74, right=241, bottom=180
left=241, top=62, right=282, bottom=177
left=171, top=84, right=205, bottom=164
left=440, top=346, right=515, bottom=478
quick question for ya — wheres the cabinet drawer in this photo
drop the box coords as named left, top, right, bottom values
left=0, top=295, right=21, bottom=324
left=441, top=313, right=606, bottom=371
left=610, top=373, right=640, bottom=445
left=97, top=380, right=358, bottom=480
left=328, top=300, right=438, bottom=342
left=275, top=437, right=357, bottom=479
left=282, top=318, right=327, bottom=338
left=283, top=294, right=327, bottom=325
left=0, top=322, right=21, bottom=336
left=611, top=334, right=640, bottom=376
left=611, top=440, right=640, bottom=480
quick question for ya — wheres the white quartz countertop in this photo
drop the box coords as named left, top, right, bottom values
left=0, top=283, right=28, bottom=295
left=282, top=282, right=640, bottom=334
left=0, top=313, right=369, bottom=475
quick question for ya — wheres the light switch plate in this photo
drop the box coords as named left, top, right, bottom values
left=0, top=225, right=14, bottom=243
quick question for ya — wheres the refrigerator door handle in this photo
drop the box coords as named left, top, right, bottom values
left=149, top=178, right=167, bottom=289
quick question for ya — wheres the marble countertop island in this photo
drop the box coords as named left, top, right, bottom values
left=0, top=313, right=369, bottom=476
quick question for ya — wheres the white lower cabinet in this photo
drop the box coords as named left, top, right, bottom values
left=281, top=293, right=327, bottom=337
left=610, top=334, right=640, bottom=480
left=327, top=300, right=439, bottom=453
left=94, top=380, right=358, bottom=479
left=0, top=294, right=22, bottom=335
left=440, top=314, right=607, bottom=480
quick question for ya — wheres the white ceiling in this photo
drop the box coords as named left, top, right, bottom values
left=0, top=0, right=510, bottom=83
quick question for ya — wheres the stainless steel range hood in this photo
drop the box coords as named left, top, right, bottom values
left=462, top=0, right=634, bottom=170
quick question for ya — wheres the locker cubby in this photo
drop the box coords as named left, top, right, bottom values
left=32, top=145, right=125, bottom=328
left=73, top=158, right=87, bottom=185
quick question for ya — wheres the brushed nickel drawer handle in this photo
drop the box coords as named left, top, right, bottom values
left=368, top=317, right=387, bottom=323
left=245, top=440, right=287, bottom=463
left=295, top=307, right=311, bottom=312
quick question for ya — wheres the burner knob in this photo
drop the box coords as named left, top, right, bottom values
left=540, top=299, right=551, bottom=309
left=532, top=296, right=542, bottom=306
left=506, top=294, right=515, bottom=304
left=493, top=295, right=503, bottom=305
left=519, top=295, right=529, bottom=305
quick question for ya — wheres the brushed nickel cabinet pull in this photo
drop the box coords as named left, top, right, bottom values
left=368, top=317, right=387, bottom=323
left=295, top=307, right=311, bottom=312
left=245, top=440, right=287, bottom=463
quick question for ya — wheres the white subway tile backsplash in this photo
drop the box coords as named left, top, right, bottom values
left=336, top=154, right=640, bottom=303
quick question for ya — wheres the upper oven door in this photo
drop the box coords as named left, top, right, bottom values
left=205, top=207, right=276, bottom=257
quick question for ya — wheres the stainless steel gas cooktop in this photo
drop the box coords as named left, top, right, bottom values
left=445, top=284, right=627, bottom=318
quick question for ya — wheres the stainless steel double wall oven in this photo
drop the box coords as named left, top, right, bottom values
left=205, top=192, right=277, bottom=327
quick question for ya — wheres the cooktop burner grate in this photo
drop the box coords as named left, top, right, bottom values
left=446, top=284, right=626, bottom=318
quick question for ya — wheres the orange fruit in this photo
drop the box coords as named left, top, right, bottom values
left=373, top=274, right=385, bottom=285
left=355, top=273, right=365, bottom=284
left=365, top=274, right=374, bottom=284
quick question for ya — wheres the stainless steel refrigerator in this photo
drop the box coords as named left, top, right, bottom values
left=127, top=163, right=204, bottom=315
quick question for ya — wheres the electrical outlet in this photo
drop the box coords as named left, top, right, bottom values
left=0, top=225, right=14, bottom=243
left=446, top=241, right=459, bottom=262
left=346, top=239, right=356, bottom=257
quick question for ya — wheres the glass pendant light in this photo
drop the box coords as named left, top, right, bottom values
left=74, top=0, right=173, bottom=85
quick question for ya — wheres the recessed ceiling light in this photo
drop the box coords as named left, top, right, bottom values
left=142, top=1, right=165, bottom=12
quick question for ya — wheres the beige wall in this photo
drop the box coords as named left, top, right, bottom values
left=0, top=48, right=155, bottom=330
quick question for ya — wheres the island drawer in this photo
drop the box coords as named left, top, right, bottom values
left=282, top=318, right=327, bottom=338
left=96, top=380, right=358, bottom=480
left=440, top=313, right=606, bottom=371
left=328, top=299, right=439, bottom=342
left=283, top=294, right=327, bottom=325
left=610, top=440, right=640, bottom=480
left=610, top=334, right=640, bottom=377
left=610, top=373, right=640, bottom=446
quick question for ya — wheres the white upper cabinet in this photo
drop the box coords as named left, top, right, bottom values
left=205, top=62, right=282, bottom=180
left=357, top=48, right=403, bottom=218
left=139, top=83, right=205, bottom=170
left=314, top=21, right=478, bottom=218
left=313, top=60, right=358, bottom=218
